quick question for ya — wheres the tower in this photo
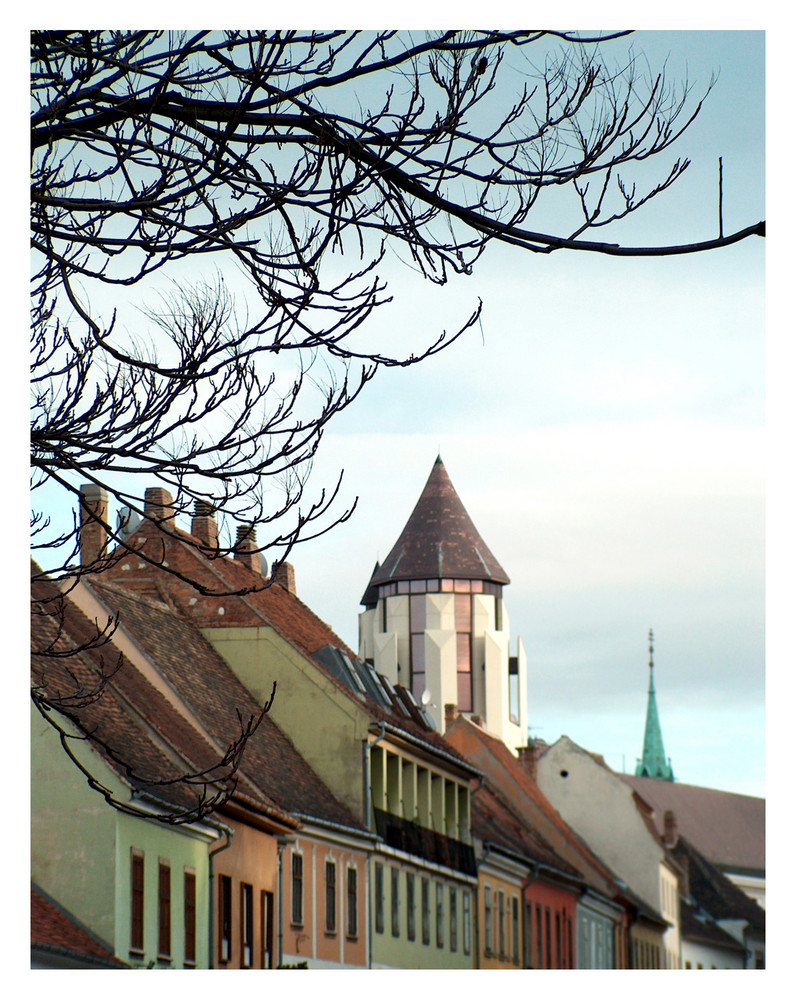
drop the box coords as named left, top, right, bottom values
left=635, top=629, right=674, bottom=781
left=359, top=456, right=528, bottom=751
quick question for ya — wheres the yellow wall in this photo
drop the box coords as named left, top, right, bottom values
left=202, top=626, right=369, bottom=820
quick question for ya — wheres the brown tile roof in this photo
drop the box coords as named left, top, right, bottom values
left=99, top=516, right=475, bottom=776
left=472, top=783, right=582, bottom=880
left=671, top=836, right=765, bottom=933
left=679, top=899, right=748, bottom=954
left=621, top=775, right=765, bottom=876
left=31, top=572, right=241, bottom=819
left=445, top=718, right=624, bottom=900
left=87, top=580, right=364, bottom=832
left=366, top=456, right=509, bottom=592
left=31, top=886, right=126, bottom=967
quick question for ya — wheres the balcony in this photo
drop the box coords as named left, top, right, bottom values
left=373, top=807, right=476, bottom=877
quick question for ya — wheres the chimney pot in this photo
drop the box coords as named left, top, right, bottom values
left=191, top=501, right=218, bottom=549
left=517, top=742, right=541, bottom=782
left=144, top=487, right=175, bottom=523
left=234, top=525, right=261, bottom=574
left=79, top=484, right=109, bottom=567
left=663, top=809, right=678, bottom=848
left=272, top=560, right=296, bottom=594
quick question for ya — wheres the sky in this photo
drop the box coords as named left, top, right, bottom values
left=275, top=29, right=768, bottom=798
left=23, top=25, right=769, bottom=807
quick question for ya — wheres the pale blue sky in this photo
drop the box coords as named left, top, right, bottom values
left=282, top=29, right=766, bottom=797
left=24, top=26, right=768, bottom=799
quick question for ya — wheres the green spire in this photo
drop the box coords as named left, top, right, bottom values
left=635, top=629, right=674, bottom=781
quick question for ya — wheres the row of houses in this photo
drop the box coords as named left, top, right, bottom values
left=31, top=461, right=765, bottom=970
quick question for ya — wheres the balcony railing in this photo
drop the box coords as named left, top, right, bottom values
left=373, top=807, right=476, bottom=877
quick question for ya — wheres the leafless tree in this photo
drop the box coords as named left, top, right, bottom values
left=31, top=572, right=276, bottom=824
left=30, top=30, right=764, bottom=591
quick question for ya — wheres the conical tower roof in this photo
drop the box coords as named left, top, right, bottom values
left=635, top=629, right=674, bottom=781
left=365, top=457, right=509, bottom=599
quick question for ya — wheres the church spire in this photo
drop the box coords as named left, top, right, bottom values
left=635, top=629, right=674, bottom=781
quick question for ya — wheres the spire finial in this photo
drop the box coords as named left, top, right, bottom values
left=635, top=627, right=674, bottom=782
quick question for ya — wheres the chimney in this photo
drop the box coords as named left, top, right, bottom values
left=272, top=560, right=296, bottom=594
left=79, top=483, right=108, bottom=567
left=144, top=487, right=175, bottom=524
left=191, top=500, right=219, bottom=550
left=445, top=704, right=458, bottom=730
left=663, top=809, right=678, bottom=848
left=234, top=525, right=261, bottom=574
left=517, top=742, right=542, bottom=783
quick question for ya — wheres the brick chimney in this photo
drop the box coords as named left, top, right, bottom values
left=516, top=742, right=542, bottom=783
left=79, top=483, right=108, bottom=567
left=144, top=487, right=175, bottom=524
left=234, top=525, right=261, bottom=574
left=191, top=500, right=219, bottom=550
left=272, top=560, right=296, bottom=594
left=663, top=809, right=678, bottom=848
left=445, top=704, right=458, bottom=730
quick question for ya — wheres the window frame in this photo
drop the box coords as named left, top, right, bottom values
left=241, top=882, right=254, bottom=968
left=391, top=866, right=400, bottom=938
left=219, top=874, right=232, bottom=964
left=374, top=862, right=384, bottom=934
left=435, top=881, right=444, bottom=949
left=325, top=859, right=337, bottom=934
left=183, top=869, right=196, bottom=968
left=346, top=866, right=358, bottom=939
left=290, top=851, right=304, bottom=927
left=157, top=861, right=171, bottom=960
left=130, top=849, right=145, bottom=956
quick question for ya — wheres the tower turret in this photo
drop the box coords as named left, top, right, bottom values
left=359, top=456, right=527, bottom=751
left=635, top=629, right=675, bottom=781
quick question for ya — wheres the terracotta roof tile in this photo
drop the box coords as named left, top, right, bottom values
left=671, top=836, right=765, bottom=933
left=621, top=775, right=764, bottom=876
left=445, top=717, right=624, bottom=899
left=367, top=457, right=509, bottom=591
left=472, top=783, right=582, bottom=879
left=31, top=886, right=126, bottom=967
left=99, top=518, right=473, bottom=774
left=87, top=580, right=363, bottom=831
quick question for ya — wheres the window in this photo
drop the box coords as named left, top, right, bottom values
left=450, top=887, right=457, bottom=952
left=241, top=882, right=254, bottom=967
left=455, top=595, right=472, bottom=711
left=484, top=885, right=492, bottom=953
left=219, top=875, right=232, bottom=963
left=325, top=861, right=337, bottom=933
left=463, top=891, right=471, bottom=955
left=555, top=910, right=561, bottom=968
left=347, top=867, right=358, bottom=938
left=410, top=594, right=426, bottom=700
left=536, top=903, right=543, bottom=968
left=184, top=871, right=196, bottom=967
left=157, top=863, right=171, bottom=959
left=545, top=906, right=551, bottom=969
left=130, top=850, right=144, bottom=954
left=375, top=863, right=384, bottom=934
left=436, top=882, right=444, bottom=948
left=421, top=878, right=430, bottom=945
left=391, top=867, right=400, bottom=937
left=291, top=852, right=303, bottom=926
left=406, top=873, right=416, bottom=941
left=262, top=891, right=275, bottom=969
left=497, top=888, right=505, bottom=957
left=512, top=895, right=519, bottom=964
